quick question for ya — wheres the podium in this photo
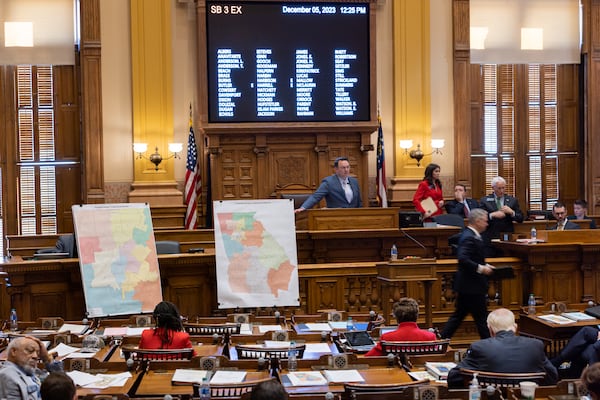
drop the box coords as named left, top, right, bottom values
left=376, top=258, right=437, bottom=327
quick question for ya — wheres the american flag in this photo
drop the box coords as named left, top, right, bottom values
left=376, top=115, right=388, bottom=207
left=184, top=113, right=201, bottom=229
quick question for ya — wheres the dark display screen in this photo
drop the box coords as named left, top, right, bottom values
left=206, top=1, right=371, bottom=123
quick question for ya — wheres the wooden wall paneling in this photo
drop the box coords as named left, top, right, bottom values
left=453, top=0, right=472, bottom=187
left=79, top=0, right=105, bottom=204
left=585, top=0, right=600, bottom=214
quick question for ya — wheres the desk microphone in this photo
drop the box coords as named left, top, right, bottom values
left=387, top=353, right=396, bottom=368
left=212, top=333, right=220, bottom=345
left=126, top=358, right=134, bottom=370
left=400, top=229, right=427, bottom=250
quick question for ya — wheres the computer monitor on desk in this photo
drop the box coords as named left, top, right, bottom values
left=399, top=212, right=423, bottom=228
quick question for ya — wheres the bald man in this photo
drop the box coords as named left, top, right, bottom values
left=0, top=336, right=52, bottom=400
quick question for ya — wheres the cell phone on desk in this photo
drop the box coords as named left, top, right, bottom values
left=188, top=248, right=205, bottom=253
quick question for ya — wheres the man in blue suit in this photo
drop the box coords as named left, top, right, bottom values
left=296, top=157, right=362, bottom=212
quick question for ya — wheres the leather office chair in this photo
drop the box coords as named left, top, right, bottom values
left=155, top=240, right=181, bottom=254
left=183, top=323, right=241, bottom=335
left=432, top=214, right=466, bottom=228
left=234, top=343, right=306, bottom=360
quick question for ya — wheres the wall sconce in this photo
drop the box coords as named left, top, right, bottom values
left=133, top=142, right=183, bottom=171
left=399, top=139, right=445, bottom=167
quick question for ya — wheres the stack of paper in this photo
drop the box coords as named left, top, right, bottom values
left=538, top=314, right=576, bottom=325
left=58, top=323, right=89, bottom=335
left=66, top=371, right=131, bottom=389
left=210, top=370, right=247, bottom=384
left=561, top=312, right=596, bottom=321
left=425, top=362, right=457, bottom=380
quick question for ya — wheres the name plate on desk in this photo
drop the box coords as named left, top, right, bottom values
left=376, top=258, right=436, bottom=280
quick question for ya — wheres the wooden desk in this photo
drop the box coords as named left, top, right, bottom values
left=518, top=313, right=600, bottom=357
left=75, top=371, right=139, bottom=398
left=133, top=370, right=270, bottom=397
left=282, top=367, right=413, bottom=396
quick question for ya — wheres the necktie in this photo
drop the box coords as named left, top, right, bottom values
left=558, top=222, right=564, bottom=231
left=343, top=180, right=353, bottom=203
left=496, top=197, right=502, bottom=210
left=463, top=202, right=470, bottom=217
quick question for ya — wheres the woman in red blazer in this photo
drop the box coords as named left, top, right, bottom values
left=139, top=301, right=195, bottom=354
left=412, top=163, right=444, bottom=221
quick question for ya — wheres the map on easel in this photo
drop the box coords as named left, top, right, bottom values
left=72, top=203, right=162, bottom=318
left=213, top=199, right=299, bottom=308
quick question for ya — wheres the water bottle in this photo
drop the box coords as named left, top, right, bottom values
left=469, top=373, right=481, bottom=400
left=390, top=244, right=398, bottom=261
left=346, top=316, right=354, bottom=331
left=199, top=376, right=210, bottom=400
left=530, top=227, right=537, bottom=241
left=9, top=309, right=18, bottom=331
left=287, top=341, right=297, bottom=371
left=528, top=294, right=536, bottom=315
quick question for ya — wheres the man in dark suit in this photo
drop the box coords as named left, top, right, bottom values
left=479, top=176, right=524, bottom=256
left=440, top=208, right=495, bottom=340
left=551, top=201, right=580, bottom=230
left=296, top=157, right=362, bottom=212
left=447, top=308, right=558, bottom=388
left=568, top=199, right=597, bottom=229
left=445, top=183, right=480, bottom=217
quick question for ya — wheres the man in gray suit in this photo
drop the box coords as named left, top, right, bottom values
left=296, top=157, right=362, bottom=212
left=0, top=337, right=52, bottom=400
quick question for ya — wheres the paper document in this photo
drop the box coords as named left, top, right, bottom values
left=263, top=340, right=291, bottom=348
left=562, top=312, right=596, bottom=321
left=172, top=369, right=209, bottom=384
left=287, top=371, right=328, bottom=386
left=49, top=343, right=81, bottom=357
left=305, top=343, right=332, bottom=353
left=303, top=323, right=332, bottom=332
left=210, top=370, right=247, bottom=384
left=58, top=323, right=89, bottom=334
left=323, top=369, right=364, bottom=383
left=258, top=325, right=283, bottom=333
left=420, top=197, right=437, bottom=214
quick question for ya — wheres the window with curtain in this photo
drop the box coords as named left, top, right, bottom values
left=472, top=63, right=576, bottom=211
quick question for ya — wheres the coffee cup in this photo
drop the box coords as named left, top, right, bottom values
left=520, top=381, right=537, bottom=399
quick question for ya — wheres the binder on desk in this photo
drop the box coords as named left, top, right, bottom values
left=585, top=305, right=600, bottom=319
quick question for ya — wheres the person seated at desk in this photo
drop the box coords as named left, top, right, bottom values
left=446, top=308, right=558, bottom=388
left=0, top=336, right=53, bottom=400
left=551, top=201, right=580, bottom=230
left=569, top=199, right=597, bottom=229
left=295, top=157, right=362, bottom=212
left=581, top=362, right=600, bottom=400
left=41, top=372, right=76, bottom=400
left=550, top=326, right=600, bottom=378
left=412, top=163, right=444, bottom=221
left=250, top=380, right=289, bottom=400
left=445, top=183, right=479, bottom=218
left=365, top=297, right=436, bottom=356
left=139, top=301, right=196, bottom=355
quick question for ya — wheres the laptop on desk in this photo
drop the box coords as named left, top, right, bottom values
left=342, top=330, right=376, bottom=353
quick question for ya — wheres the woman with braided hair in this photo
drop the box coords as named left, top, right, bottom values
left=139, top=301, right=195, bottom=354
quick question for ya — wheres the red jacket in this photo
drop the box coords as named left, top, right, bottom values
left=139, top=328, right=196, bottom=355
left=413, top=180, right=444, bottom=217
left=365, top=322, right=436, bottom=356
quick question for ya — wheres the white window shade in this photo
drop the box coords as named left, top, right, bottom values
left=470, top=0, right=581, bottom=64
left=0, top=0, right=75, bottom=65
